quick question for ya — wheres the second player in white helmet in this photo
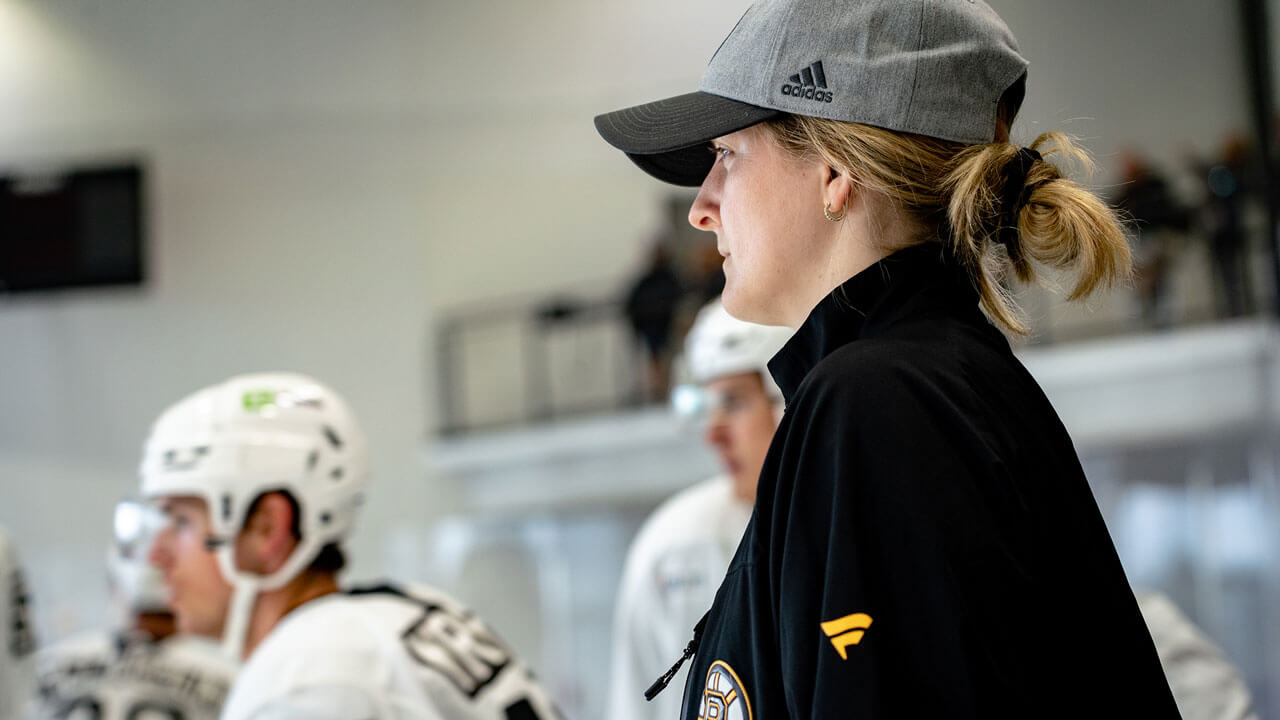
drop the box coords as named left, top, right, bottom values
left=29, top=500, right=236, bottom=720
left=141, top=372, right=560, bottom=720
left=609, top=300, right=793, bottom=720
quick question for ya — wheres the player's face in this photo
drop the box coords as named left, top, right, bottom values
left=702, top=372, right=779, bottom=502
left=149, top=496, right=232, bottom=638
left=688, top=124, right=832, bottom=328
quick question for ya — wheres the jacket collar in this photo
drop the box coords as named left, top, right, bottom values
left=767, top=243, right=982, bottom=402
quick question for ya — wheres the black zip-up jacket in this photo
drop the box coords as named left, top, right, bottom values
left=675, top=244, right=1181, bottom=718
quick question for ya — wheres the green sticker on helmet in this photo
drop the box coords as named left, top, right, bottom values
left=242, top=390, right=277, bottom=412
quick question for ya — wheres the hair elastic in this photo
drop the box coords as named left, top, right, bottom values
left=998, top=147, right=1043, bottom=249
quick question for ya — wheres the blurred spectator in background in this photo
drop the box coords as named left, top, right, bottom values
left=1114, top=151, right=1189, bottom=328
left=1137, top=591, right=1258, bottom=720
left=610, top=300, right=792, bottom=720
left=624, top=239, right=685, bottom=403
left=1, top=526, right=36, bottom=718
left=28, top=499, right=235, bottom=719
left=1195, top=133, right=1259, bottom=318
left=689, top=240, right=726, bottom=305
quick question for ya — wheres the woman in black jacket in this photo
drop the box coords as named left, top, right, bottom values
left=595, top=0, right=1182, bottom=717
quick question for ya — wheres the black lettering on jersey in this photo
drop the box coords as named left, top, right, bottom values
left=49, top=694, right=184, bottom=720
left=402, top=604, right=511, bottom=697
left=34, top=638, right=229, bottom=719
left=504, top=698, right=549, bottom=720
left=349, top=583, right=517, bottom=698
left=58, top=695, right=103, bottom=719
left=9, top=568, right=36, bottom=658
left=124, top=700, right=184, bottom=719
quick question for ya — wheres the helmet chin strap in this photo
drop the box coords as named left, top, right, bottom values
left=220, top=577, right=259, bottom=661
left=213, top=536, right=324, bottom=661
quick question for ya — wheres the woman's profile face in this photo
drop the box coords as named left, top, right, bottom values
left=688, top=124, right=832, bottom=327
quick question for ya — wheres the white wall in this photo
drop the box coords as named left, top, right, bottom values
left=0, top=0, right=761, bottom=642
left=0, top=0, right=442, bottom=635
left=995, top=0, right=1248, bottom=175
left=0, top=0, right=1257, bottom=644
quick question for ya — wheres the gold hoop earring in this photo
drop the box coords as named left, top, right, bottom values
left=823, top=201, right=846, bottom=222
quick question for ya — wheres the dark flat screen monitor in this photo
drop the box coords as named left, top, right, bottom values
left=0, top=164, right=145, bottom=293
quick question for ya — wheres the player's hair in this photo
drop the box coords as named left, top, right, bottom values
left=244, top=491, right=347, bottom=574
left=761, top=93, right=1130, bottom=335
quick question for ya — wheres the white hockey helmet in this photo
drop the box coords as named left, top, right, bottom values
left=139, top=372, right=370, bottom=592
left=672, top=299, right=794, bottom=422
left=140, top=373, right=370, bottom=658
left=683, top=299, right=793, bottom=396
left=108, top=498, right=169, bottom=614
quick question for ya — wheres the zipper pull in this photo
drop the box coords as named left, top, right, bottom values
left=644, top=612, right=708, bottom=702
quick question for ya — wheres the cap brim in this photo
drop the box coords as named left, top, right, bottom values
left=594, top=91, right=780, bottom=187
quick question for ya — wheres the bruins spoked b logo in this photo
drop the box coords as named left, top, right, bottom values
left=698, top=660, right=752, bottom=720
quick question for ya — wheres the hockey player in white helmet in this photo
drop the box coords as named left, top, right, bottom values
left=29, top=499, right=236, bottom=719
left=1, top=525, right=36, bottom=719
left=608, top=300, right=792, bottom=720
left=140, top=372, right=559, bottom=720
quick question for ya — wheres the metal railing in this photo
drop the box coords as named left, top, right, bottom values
left=433, top=230, right=1279, bottom=435
left=435, top=293, right=650, bottom=435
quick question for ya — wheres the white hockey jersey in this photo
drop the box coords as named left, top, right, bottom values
left=1137, top=591, right=1258, bottom=720
left=28, top=631, right=235, bottom=720
left=608, top=476, right=752, bottom=720
left=2, top=527, right=36, bottom=720
left=221, top=583, right=559, bottom=720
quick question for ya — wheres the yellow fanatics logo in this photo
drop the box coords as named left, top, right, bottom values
left=698, top=660, right=752, bottom=720
left=821, top=612, right=873, bottom=660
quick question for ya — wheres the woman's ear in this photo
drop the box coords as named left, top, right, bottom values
left=822, top=166, right=855, bottom=217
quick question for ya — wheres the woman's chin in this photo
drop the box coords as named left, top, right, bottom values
left=719, top=286, right=753, bottom=321
left=722, top=286, right=787, bottom=327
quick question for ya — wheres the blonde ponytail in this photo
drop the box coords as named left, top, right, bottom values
left=764, top=117, right=1132, bottom=335
left=942, top=132, right=1131, bottom=333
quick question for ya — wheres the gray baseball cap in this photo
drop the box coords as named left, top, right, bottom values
left=595, top=0, right=1029, bottom=187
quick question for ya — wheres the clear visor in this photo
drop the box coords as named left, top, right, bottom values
left=113, top=498, right=167, bottom=562
left=109, top=497, right=172, bottom=614
left=670, top=384, right=740, bottom=429
left=671, top=377, right=783, bottom=432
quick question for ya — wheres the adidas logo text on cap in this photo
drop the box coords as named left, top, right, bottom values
left=781, top=60, right=833, bottom=103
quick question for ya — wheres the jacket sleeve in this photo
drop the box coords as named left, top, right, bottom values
left=765, top=368, right=1017, bottom=719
